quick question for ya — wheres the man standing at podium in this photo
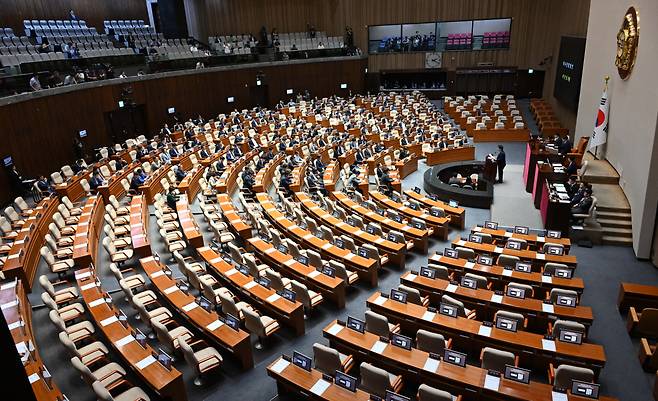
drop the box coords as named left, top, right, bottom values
left=496, top=145, right=506, bottom=183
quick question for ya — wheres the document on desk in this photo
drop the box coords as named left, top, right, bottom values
left=182, top=302, right=198, bottom=312
left=115, top=334, right=135, bottom=347
left=308, top=270, right=320, bottom=278
left=542, top=275, right=553, bottom=284
left=136, top=355, right=157, bottom=370
left=502, top=269, right=513, bottom=277
left=100, top=315, right=119, bottom=327
left=445, top=284, right=458, bottom=293
left=542, top=339, right=557, bottom=352
left=370, top=340, right=388, bottom=354
left=422, top=311, right=436, bottom=321
left=266, top=293, right=281, bottom=303
left=465, top=261, right=475, bottom=269
left=490, top=294, right=503, bottom=303
left=542, top=303, right=555, bottom=313
left=207, top=320, right=224, bottom=331
left=536, top=253, right=546, bottom=260
left=551, top=391, right=568, bottom=401
left=423, top=357, right=440, bottom=373
left=484, top=374, right=501, bottom=391
left=406, top=273, right=417, bottom=281
left=373, top=295, right=387, bottom=305
left=326, top=323, right=344, bottom=336
left=478, top=325, right=492, bottom=337
left=243, top=281, right=258, bottom=290
left=310, top=379, right=331, bottom=396
left=270, top=358, right=290, bottom=374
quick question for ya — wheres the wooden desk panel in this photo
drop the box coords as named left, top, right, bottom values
left=248, top=237, right=346, bottom=308
left=54, top=171, right=91, bottom=203
left=366, top=292, right=606, bottom=375
left=176, top=199, right=204, bottom=249
left=197, top=247, right=305, bottom=336
left=254, top=154, right=285, bottom=193
left=472, top=226, right=571, bottom=252
left=215, top=149, right=258, bottom=194
left=323, top=320, right=616, bottom=401
left=618, top=282, right=658, bottom=312
left=139, top=257, right=254, bottom=369
left=1, top=279, right=64, bottom=400
left=72, top=196, right=104, bottom=268
left=257, top=193, right=378, bottom=287
left=322, top=161, right=339, bottom=193
left=177, top=165, right=205, bottom=203
left=404, top=190, right=466, bottom=229
left=139, top=166, right=172, bottom=204
left=2, top=197, right=59, bottom=291
left=75, top=268, right=187, bottom=401
left=217, top=194, right=252, bottom=240
left=426, top=146, right=476, bottom=166
left=395, top=156, right=418, bottom=179
left=451, top=237, right=577, bottom=269
left=471, top=129, right=530, bottom=143
left=429, top=253, right=584, bottom=295
left=97, top=161, right=140, bottom=203
left=129, top=195, right=151, bottom=258
left=370, top=190, right=449, bottom=240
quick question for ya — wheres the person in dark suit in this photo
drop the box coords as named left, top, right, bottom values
left=166, top=187, right=179, bottom=210
left=36, top=175, right=54, bottom=194
left=438, top=138, right=448, bottom=150
left=168, top=145, right=179, bottom=158
left=496, top=145, right=506, bottom=183
left=174, top=165, right=187, bottom=182
left=565, top=176, right=578, bottom=198
left=554, top=134, right=563, bottom=150
left=242, top=167, right=255, bottom=191
left=71, top=159, right=85, bottom=174
left=313, top=157, right=325, bottom=172
left=571, top=189, right=593, bottom=216
left=565, top=157, right=578, bottom=176
left=89, top=170, right=105, bottom=190
left=199, top=148, right=209, bottom=159
left=559, top=136, right=572, bottom=155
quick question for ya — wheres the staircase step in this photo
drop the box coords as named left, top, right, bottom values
left=602, top=235, right=634, bottom=246
left=602, top=227, right=633, bottom=238
left=597, top=205, right=631, bottom=213
left=597, top=211, right=632, bottom=220
left=597, top=218, right=632, bottom=229
left=582, top=175, right=620, bottom=185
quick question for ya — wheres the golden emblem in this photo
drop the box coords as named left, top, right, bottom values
left=615, top=6, right=639, bottom=80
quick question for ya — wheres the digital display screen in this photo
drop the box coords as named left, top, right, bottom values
left=346, top=316, right=365, bottom=333
left=167, top=107, right=175, bottom=114
left=79, top=129, right=87, bottom=138
left=554, top=36, right=586, bottom=112
left=292, top=351, right=312, bottom=371
left=227, top=97, right=235, bottom=103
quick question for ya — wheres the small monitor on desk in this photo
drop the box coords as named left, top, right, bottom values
left=385, top=390, right=410, bottom=401
left=346, top=316, right=365, bottom=333
left=556, top=294, right=577, bottom=307
left=321, top=265, right=336, bottom=278
left=460, top=276, right=477, bottom=289
left=167, top=107, right=175, bottom=114
left=504, top=365, right=531, bottom=384
left=292, top=351, right=312, bottom=371
left=280, top=288, right=296, bottom=302
left=358, top=247, right=369, bottom=258
left=444, top=349, right=467, bottom=367
left=496, top=316, right=518, bottom=332
left=390, top=333, right=412, bottom=350
left=334, top=237, right=345, bottom=249
left=546, top=230, right=562, bottom=239
left=340, top=83, right=348, bottom=89
left=558, top=329, right=583, bottom=344
left=413, top=186, right=421, bottom=193
left=256, top=276, right=271, bottom=289
left=506, top=240, right=522, bottom=250
left=439, top=302, right=458, bottom=318
left=390, top=289, right=407, bottom=304
left=514, top=225, right=529, bottom=235
left=3, top=156, right=13, bottom=167
left=227, top=97, right=235, bottom=103
left=335, top=371, right=357, bottom=392
left=420, top=266, right=436, bottom=279
left=443, top=248, right=458, bottom=259
left=571, top=380, right=599, bottom=399
left=546, top=245, right=564, bottom=256
left=506, top=286, right=526, bottom=299
left=554, top=268, right=573, bottom=279
left=225, top=313, right=240, bottom=331
left=157, top=349, right=173, bottom=370
left=277, top=244, right=288, bottom=254
left=198, top=296, right=212, bottom=312
left=515, top=262, right=532, bottom=273
left=286, top=89, right=294, bottom=95
left=295, top=255, right=309, bottom=265
left=449, top=200, right=458, bottom=208
left=469, top=234, right=483, bottom=244
left=478, top=254, right=493, bottom=265
left=484, top=221, right=498, bottom=230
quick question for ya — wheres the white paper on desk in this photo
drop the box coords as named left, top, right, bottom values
left=551, top=391, right=568, bottom=401
left=422, top=311, right=436, bottom=321
left=310, top=379, right=331, bottom=396
left=0, top=280, right=16, bottom=290
left=491, top=294, right=503, bottom=304
left=8, top=320, right=24, bottom=330
left=182, top=302, right=198, bottom=312
left=407, top=273, right=417, bottom=281
left=80, top=282, right=98, bottom=291
left=74, top=270, right=91, bottom=280
left=542, top=275, right=553, bottom=284
left=115, top=334, right=135, bottom=347
left=225, top=268, right=238, bottom=277
left=270, top=358, right=290, bottom=374
left=478, top=325, right=492, bottom=337
left=15, top=341, right=27, bottom=355
left=210, top=257, right=223, bottom=264
left=89, top=298, right=107, bottom=308
left=1, top=300, right=18, bottom=310
left=542, top=303, right=555, bottom=313
left=303, top=234, right=314, bottom=240
left=265, top=247, right=277, bottom=254
left=370, top=340, right=388, bottom=354
left=150, top=270, right=165, bottom=278
left=207, top=320, right=224, bottom=331
left=164, top=285, right=178, bottom=295
left=536, top=253, right=546, bottom=260
left=445, top=284, right=458, bottom=293
left=537, top=236, right=546, bottom=242
left=28, top=373, right=40, bottom=384
left=308, top=270, right=320, bottom=278
left=494, top=247, right=503, bottom=253
left=484, top=374, right=501, bottom=391
left=136, top=355, right=157, bottom=370
left=457, top=240, right=466, bottom=246
left=284, top=259, right=296, bottom=267
left=373, top=295, right=387, bottom=305
left=266, top=293, right=281, bottom=303
left=542, top=339, right=556, bottom=352
left=473, top=227, right=482, bottom=232
left=423, top=357, right=440, bottom=373
left=243, top=281, right=258, bottom=290
left=100, top=315, right=119, bottom=327
left=502, top=269, right=513, bottom=277
left=321, top=243, right=333, bottom=250
left=326, top=323, right=343, bottom=336
left=465, top=262, right=475, bottom=269
left=504, top=231, right=513, bottom=238
left=375, top=238, right=385, bottom=244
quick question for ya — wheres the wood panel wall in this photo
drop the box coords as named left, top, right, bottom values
left=0, top=0, right=148, bottom=33
left=0, top=57, right=366, bottom=205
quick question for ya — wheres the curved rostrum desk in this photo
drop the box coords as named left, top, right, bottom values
left=322, top=320, right=617, bottom=401
left=1, top=196, right=59, bottom=291
left=403, top=189, right=466, bottom=229
left=256, top=193, right=378, bottom=287
left=247, top=237, right=347, bottom=308
left=75, top=268, right=188, bottom=401
left=1, top=279, right=64, bottom=400
left=428, top=253, right=585, bottom=296
left=197, top=246, right=306, bottom=336
left=399, top=271, right=593, bottom=331
left=72, top=195, right=104, bottom=268
left=365, top=292, right=606, bottom=376
left=425, top=145, right=476, bottom=166
left=139, top=256, right=254, bottom=369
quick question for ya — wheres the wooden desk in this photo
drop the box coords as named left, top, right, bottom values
left=257, top=193, right=378, bottom=287
left=72, top=195, right=104, bottom=267
left=323, top=161, right=339, bottom=192
left=370, top=190, right=449, bottom=240
left=254, top=154, right=285, bottom=193
left=267, top=356, right=371, bottom=401
left=403, top=190, right=466, bottom=229
left=472, top=226, right=571, bottom=252
left=75, top=268, right=188, bottom=401
left=533, top=163, right=566, bottom=209
left=296, top=192, right=402, bottom=270
left=399, top=271, right=593, bottom=331
left=217, top=194, right=251, bottom=240
left=177, top=165, right=205, bottom=203
left=366, top=292, right=606, bottom=376
left=395, top=155, right=418, bottom=179
left=426, top=146, right=476, bottom=166
left=290, top=161, right=307, bottom=193
left=429, top=253, right=584, bottom=296
left=471, top=129, right=530, bottom=143
left=129, top=195, right=151, bottom=258
left=215, top=149, right=258, bottom=194
left=176, top=198, right=204, bottom=248
left=139, top=257, right=254, bottom=369
left=54, top=171, right=91, bottom=202
left=1, top=279, right=64, bottom=400
left=451, top=237, right=577, bottom=269
left=97, top=161, right=140, bottom=203
left=138, top=165, right=172, bottom=204
left=197, top=247, right=305, bottom=336
left=1, top=197, right=59, bottom=291
left=248, top=237, right=346, bottom=308
left=405, top=143, right=423, bottom=159
left=333, top=192, right=428, bottom=255
left=618, top=282, right=658, bottom=312
left=323, top=320, right=616, bottom=401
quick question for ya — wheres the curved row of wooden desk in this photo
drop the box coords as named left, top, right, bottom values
left=72, top=195, right=104, bottom=268
left=403, top=190, right=466, bottom=229
left=256, top=193, right=378, bottom=287
left=139, top=256, right=254, bottom=369
left=75, top=268, right=188, bottom=401
left=365, top=292, right=606, bottom=377
left=217, top=193, right=252, bottom=240
left=1, top=196, right=59, bottom=291
left=197, top=246, right=306, bottom=336
left=176, top=198, right=204, bottom=249
left=1, top=279, right=64, bottom=400
left=425, top=146, right=476, bottom=166
left=129, top=194, right=151, bottom=258
left=322, top=320, right=615, bottom=401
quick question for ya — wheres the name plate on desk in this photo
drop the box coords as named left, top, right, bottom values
left=136, top=355, right=157, bottom=370
left=206, top=320, right=224, bottom=331
left=182, top=302, right=198, bottom=312
left=115, top=334, right=135, bottom=347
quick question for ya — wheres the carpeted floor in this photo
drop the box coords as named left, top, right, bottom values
left=26, top=99, right=658, bottom=401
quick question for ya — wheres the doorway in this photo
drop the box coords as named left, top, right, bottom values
left=249, top=84, right=269, bottom=108
left=105, top=104, right=147, bottom=144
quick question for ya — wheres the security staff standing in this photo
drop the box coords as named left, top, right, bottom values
left=496, top=145, right=506, bottom=183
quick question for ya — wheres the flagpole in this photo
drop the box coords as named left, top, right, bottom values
left=594, top=76, right=610, bottom=160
